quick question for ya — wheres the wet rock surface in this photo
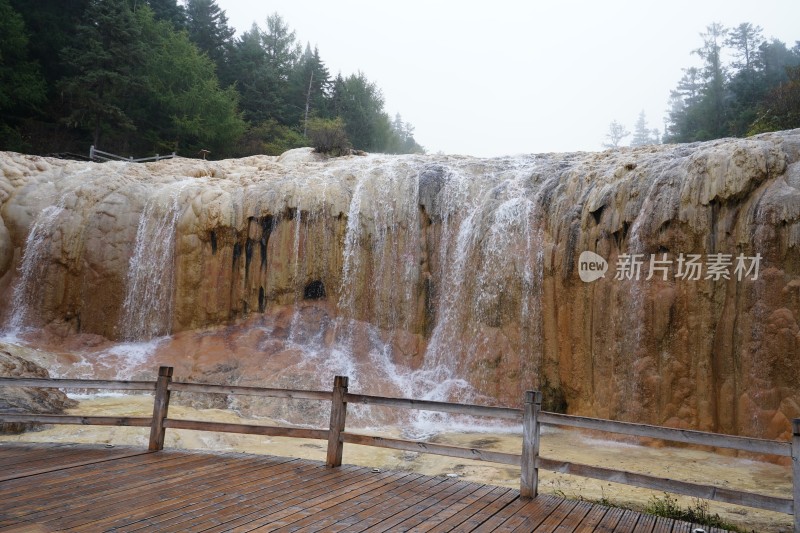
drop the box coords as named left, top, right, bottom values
left=0, top=345, right=77, bottom=434
left=1, top=130, right=799, bottom=439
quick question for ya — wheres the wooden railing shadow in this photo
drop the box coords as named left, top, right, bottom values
left=1, top=366, right=797, bottom=531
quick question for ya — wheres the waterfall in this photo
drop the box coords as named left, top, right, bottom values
left=419, top=158, right=542, bottom=396
left=118, top=182, right=189, bottom=341
left=286, top=197, right=304, bottom=344
left=3, top=205, right=65, bottom=333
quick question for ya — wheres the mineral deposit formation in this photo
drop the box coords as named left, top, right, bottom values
left=1, top=130, right=799, bottom=440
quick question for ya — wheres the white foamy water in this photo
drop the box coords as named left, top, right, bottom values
left=7, top=154, right=554, bottom=435
left=4, top=205, right=65, bottom=333
left=119, top=181, right=193, bottom=340
left=100, top=337, right=165, bottom=379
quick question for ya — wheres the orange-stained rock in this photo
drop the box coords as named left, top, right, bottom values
left=1, top=133, right=799, bottom=439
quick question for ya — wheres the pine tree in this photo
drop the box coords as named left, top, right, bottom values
left=140, top=0, right=185, bottom=28
left=0, top=0, right=46, bottom=150
left=227, top=24, right=270, bottom=123
left=726, top=23, right=764, bottom=135
left=630, top=111, right=657, bottom=146
left=693, top=23, right=729, bottom=139
left=184, top=0, right=234, bottom=76
left=133, top=7, right=245, bottom=156
left=665, top=67, right=704, bottom=142
left=332, top=72, right=391, bottom=152
left=291, top=43, right=331, bottom=134
left=749, top=65, right=800, bottom=134
left=10, top=0, right=90, bottom=90
left=261, top=13, right=302, bottom=124
left=59, top=0, right=145, bottom=149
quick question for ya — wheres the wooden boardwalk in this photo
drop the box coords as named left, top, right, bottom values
left=0, top=442, right=725, bottom=532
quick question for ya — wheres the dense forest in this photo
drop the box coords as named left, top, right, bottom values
left=609, top=23, right=800, bottom=148
left=0, top=0, right=423, bottom=159
left=665, top=22, right=800, bottom=142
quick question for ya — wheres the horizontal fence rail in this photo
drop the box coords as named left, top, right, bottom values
left=344, top=392, right=522, bottom=420
left=539, top=411, right=792, bottom=457
left=169, top=381, right=332, bottom=401
left=0, top=414, right=152, bottom=427
left=0, top=366, right=796, bottom=531
left=340, top=432, right=522, bottom=466
left=0, top=377, right=155, bottom=391
left=89, top=145, right=176, bottom=163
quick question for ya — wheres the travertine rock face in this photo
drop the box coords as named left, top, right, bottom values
left=0, top=345, right=77, bottom=433
left=1, top=133, right=799, bottom=439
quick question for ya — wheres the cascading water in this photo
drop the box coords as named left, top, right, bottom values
left=119, top=181, right=192, bottom=341
left=3, top=205, right=65, bottom=335
left=1, top=135, right=796, bottom=445
left=615, top=161, right=676, bottom=419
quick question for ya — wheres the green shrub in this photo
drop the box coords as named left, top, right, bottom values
left=306, top=117, right=351, bottom=156
left=233, top=120, right=308, bottom=157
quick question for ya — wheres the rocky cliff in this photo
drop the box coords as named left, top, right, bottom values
left=0, top=344, right=77, bottom=433
left=1, top=131, right=799, bottom=439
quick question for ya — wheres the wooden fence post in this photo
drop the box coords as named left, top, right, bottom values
left=148, top=366, right=173, bottom=451
left=793, top=419, right=800, bottom=533
left=326, top=375, right=349, bottom=468
left=521, top=390, right=542, bottom=498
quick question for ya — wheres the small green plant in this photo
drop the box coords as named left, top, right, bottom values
left=644, top=493, right=746, bottom=532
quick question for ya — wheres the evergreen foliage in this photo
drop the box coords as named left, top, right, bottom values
left=59, top=0, right=146, bottom=148
left=0, top=0, right=46, bottom=150
left=665, top=23, right=800, bottom=142
left=630, top=111, right=660, bottom=147
left=1, top=2, right=423, bottom=158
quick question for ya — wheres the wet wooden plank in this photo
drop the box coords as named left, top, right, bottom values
left=551, top=499, right=594, bottom=532
left=0, top=454, right=258, bottom=528
left=425, top=486, right=513, bottom=532
left=68, top=456, right=303, bottom=532
left=0, top=448, right=149, bottom=482
left=403, top=483, right=497, bottom=533
left=652, top=515, right=675, bottom=532
left=0, top=444, right=704, bottom=533
left=321, top=474, right=451, bottom=532
left=0, top=451, right=201, bottom=501
left=269, top=472, right=425, bottom=533
left=456, top=487, right=520, bottom=530
left=230, top=467, right=416, bottom=532
left=195, top=464, right=371, bottom=533
left=592, top=506, right=626, bottom=532
left=35, top=455, right=278, bottom=530
left=472, top=494, right=561, bottom=532
left=613, top=508, right=645, bottom=532
left=242, top=470, right=415, bottom=532
left=571, top=501, right=612, bottom=532
left=380, top=481, right=485, bottom=531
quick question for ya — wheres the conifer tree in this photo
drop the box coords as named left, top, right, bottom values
left=59, top=0, right=145, bottom=148
left=630, top=111, right=658, bottom=146
left=0, top=0, right=46, bottom=150
left=185, top=0, right=235, bottom=75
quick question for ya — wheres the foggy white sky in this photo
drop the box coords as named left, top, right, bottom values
left=218, top=0, right=799, bottom=157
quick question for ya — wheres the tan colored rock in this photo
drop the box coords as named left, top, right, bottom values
left=0, top=344, right=77, bottom=434
left=1, top=132, right=799, bottom=439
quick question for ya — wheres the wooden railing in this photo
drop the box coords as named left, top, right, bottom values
left=89, top=145, right=176, bottom=163
left=1, top=367, right=797, bottom=531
